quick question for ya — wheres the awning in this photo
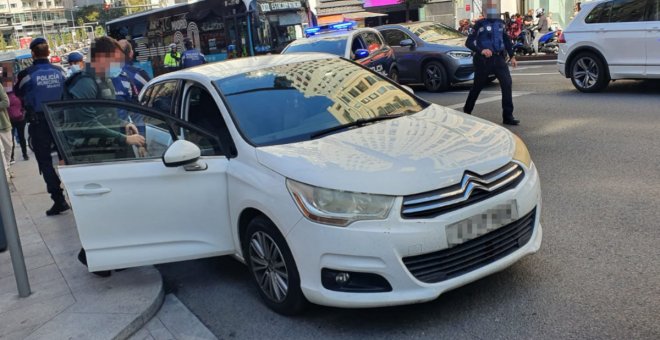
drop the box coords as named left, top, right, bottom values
left=342, top=11, right=388, bottom=19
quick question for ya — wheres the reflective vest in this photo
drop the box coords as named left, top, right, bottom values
left=164, top=51, right=181, bottom=68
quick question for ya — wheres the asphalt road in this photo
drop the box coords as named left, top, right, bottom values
left=157, top=63, right=660, bottom=339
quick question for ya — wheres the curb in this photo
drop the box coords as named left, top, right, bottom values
left=117, top=273, right=165, bottom=340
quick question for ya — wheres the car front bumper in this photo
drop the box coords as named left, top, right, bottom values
left=286, top=162, right=542, bottom=308
left=449, top=57, right=475, bottom=83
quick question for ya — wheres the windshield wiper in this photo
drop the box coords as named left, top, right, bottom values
left=310, top=113, right=406, bottom=139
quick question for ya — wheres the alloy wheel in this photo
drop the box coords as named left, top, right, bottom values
left=573, top=57, right=599, bottom=90
left=248, top=231, right=289, bottom=303
left=425, top=64, right=443, bottom=90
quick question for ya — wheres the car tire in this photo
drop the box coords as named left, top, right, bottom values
left=570, top=52, right=609, bottom=93
left=423, top=61, right=448, bottom=92
left=243, top=215, right=307, bottom=315
left=389, top=67, right=399, bottom=83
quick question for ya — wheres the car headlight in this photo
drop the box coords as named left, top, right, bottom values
left=447, top=50, right=472, bottom=59
left=512, top=134, right=532, bottom=168
left=286, top=179, right=395, bottom=227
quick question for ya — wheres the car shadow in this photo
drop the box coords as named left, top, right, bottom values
left=558, top=79, right=660, bottom=95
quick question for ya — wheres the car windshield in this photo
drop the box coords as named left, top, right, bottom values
left=410, top=24, right=465, bottom=42
left=283, top=37, right=347, bottom=56
left=216, top=58, right=427, bottom=146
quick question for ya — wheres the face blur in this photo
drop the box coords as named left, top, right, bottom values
left=91, top=49, right=123, bottom=77
left=484, top=0, right=500, bottom=19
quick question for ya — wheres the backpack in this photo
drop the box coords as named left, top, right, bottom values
left=7, top=91, right=25, bottom=122
left=64, top=72, right=102, bottom=100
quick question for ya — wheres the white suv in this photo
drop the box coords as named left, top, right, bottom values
left=558, top=0, right=660, bottom=92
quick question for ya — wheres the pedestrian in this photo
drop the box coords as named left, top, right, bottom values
left=14, top=38, right=70, bottom=216
left=463, top=0, right=520, bottom=126
left=180, top=38, right=206, bottom=69
left=64, top=36, right=145, bottom=278
left=0, top=85, right=11, bottom=181
left=7, top=80, right=28, bottom=163
left=533, top=8, right=550, bottom=54
left=163, top=43, right=181, bottom=71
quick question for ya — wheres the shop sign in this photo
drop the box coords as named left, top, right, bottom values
left=171, top=14, right=188, bottom=31
left=260, top=1, right=302, bottom=12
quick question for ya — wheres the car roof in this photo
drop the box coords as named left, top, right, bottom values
left=154, top=53, right=340, bottom=82
left=290, top=27, right=379, bottom=43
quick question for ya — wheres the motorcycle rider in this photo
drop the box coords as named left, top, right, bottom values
left=533, top=8, right=550, bottom=54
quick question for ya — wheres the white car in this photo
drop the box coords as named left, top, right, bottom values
left=43, top=53, right=542, bottom=315
left=558, top=0, right=660, bottom=92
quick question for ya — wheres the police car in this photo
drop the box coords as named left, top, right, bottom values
left=282, top=22, right=399, bottom=81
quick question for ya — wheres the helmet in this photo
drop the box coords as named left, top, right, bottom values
left=168, top=43, right=176, bottom=49
left=535, top=8, right=545, bottom=17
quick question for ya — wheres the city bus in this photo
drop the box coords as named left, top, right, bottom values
left=0, top=49, right=33, bottom=83
left=106, top=0, right=312, bottom=76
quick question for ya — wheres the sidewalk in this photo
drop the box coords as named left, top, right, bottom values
left=0, top=153, right=216, bottom=340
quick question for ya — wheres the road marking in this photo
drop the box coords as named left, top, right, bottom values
left=510, top=72, right=559, bottom=76
left=445, top=91, right=532, bottom=110
left=510, top=66, right=544, bottom=71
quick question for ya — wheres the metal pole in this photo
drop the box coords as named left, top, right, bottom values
left=0, top=153, right=31, bottom=297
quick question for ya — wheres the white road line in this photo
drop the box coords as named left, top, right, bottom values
left=510, top=66, right=544, bottom=71
left=510, top=72, right=559, bottom=76
left=445, top=91, right=532, bottom=110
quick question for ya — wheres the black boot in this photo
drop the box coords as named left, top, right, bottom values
left=77, top=248, right=111, bottom=277
left=46, top=201, right=70, bottom=216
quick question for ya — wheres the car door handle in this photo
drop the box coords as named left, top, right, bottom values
left=73, top=187, right=112, bottom=196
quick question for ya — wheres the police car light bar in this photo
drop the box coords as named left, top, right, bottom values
left=305, top=21, right=357, bottom=37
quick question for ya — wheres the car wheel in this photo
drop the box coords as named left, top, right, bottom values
left=243, top=215, right=306, bottom=315
left=570, top=52, right=609, bottom=93
left=389, top=67, right=399, bottom=83
left=423, top=61, right=448, bottom=92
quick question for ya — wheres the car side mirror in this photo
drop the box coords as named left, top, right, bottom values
left=354, top=49, right=369, bottom=60
left=162, top=140, right=201, bottom=167
left=400, top=39, right=414, bottom=47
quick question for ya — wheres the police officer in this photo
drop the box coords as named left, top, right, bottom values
left=180, top=38, right=206, bottom=69
left=463, top=1, right=520, bottom=126
left=112, top=39, right=151, bottom=103
left=66, top=51, right=85, bottom=77
left=163, top=43, right=181, bottom=71
left=14, top=38, right=69, bottom=216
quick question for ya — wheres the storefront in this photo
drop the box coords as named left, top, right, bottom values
left=107, top=0, right=311, bottom=76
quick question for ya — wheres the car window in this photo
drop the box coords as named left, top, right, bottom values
left=45, top=101, right=222, bottom=165
left=142, top=80, right=178, bottom=115
left=585, top=2, right=612, bottom=23
left=215, top=58, right=427, bottom=147
left=282, top=38, right=348, bottom=57
left=409, top=24, right=464, bottom=42
left=381, top=29, right=410, bottom=46
left=361, top=32, right=383, bottom=53
left=351, top=35, right=367, bottom=56
left=610, top=0, right=646, bottom=22
left=183, top=85, right=232, bottom=156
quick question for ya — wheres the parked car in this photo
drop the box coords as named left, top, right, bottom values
left=377, top=22, right=474, bottom=92
left=42, top=53, right=542, bottom=315
left=50, top=55, right=61, bottom=64
left=282, top=23, right=398, bottom=81
left=557, top=0, right=660, bottom=92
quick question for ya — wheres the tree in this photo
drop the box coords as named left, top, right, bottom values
left=399, top=0, right=431, bottom=22
left=0, top=35, right=8, bottom=51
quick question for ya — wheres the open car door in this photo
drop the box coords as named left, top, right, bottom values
left=43, top=100, right=235, bottom=271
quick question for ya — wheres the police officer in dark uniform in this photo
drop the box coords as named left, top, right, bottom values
left=14, top=38, right=70, bottom=216
left=463, top=4, right=520, bottom=126
left=180, top=38, right=206, bottom=69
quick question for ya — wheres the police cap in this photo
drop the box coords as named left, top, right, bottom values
left=30, top=37, right=48, bottom=50
left=68, top=51, right=84, bottom=62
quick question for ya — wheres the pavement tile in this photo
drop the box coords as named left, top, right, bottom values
left=0, top=294, right=75, bottom=340
left=0, top=264, right=71, bottom=315
left=154, top=295, right=217, bottom=340
left=0, top=239, right=54, bottom=280
left=127, top=328, right=157, bottom=340
left=25, top=312, right=140, bottom=340
left=143, top=317, right=176, bottom=340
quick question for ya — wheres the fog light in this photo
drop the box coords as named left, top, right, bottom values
left=335, top=272, right=350, bottom=285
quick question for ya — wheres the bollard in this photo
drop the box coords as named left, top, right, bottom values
left=0, top=154, right=31, bottom=297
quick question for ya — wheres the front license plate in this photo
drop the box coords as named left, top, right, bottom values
left=445, top=201, right=519, bottom=248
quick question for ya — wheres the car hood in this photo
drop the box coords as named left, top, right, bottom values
left=255, top=104, right=515, bottom=196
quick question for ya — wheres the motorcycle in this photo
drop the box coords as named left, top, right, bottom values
left=513, top=29, right=534, bottom=56
left=537, top=29, right=560, bottom=54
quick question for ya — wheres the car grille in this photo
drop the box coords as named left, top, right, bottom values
left=402, top=207, right=536, bottom=284
left=401, top=162, right=524, bottom=219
